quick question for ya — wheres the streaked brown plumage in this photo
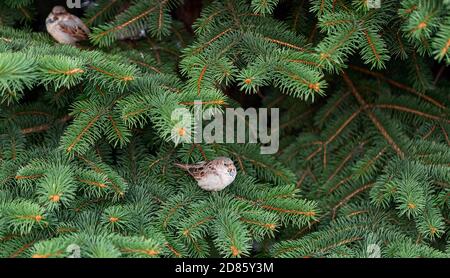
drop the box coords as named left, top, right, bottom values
left=46, top=6, right=90, bottom=45
left=175, top=157, right=237, bottom=191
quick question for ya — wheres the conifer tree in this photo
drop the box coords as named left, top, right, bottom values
left=0, top=0, right=449, bottom=258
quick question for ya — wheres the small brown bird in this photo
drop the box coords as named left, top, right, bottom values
left=46, top=6, right=90, bottom=45
left=175, top=157, right=237, bottom=192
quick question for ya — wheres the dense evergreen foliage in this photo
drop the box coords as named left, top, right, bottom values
left=0, top=0, right=449, bottom=258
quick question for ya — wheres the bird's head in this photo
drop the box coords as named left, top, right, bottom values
left=46, top=6, right=66, bottom=24
left=52, top=6, right=67, bottom=15
left=219, top=157, right=237, bottom=178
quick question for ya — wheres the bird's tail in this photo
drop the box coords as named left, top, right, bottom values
left=174, top=162, right=189, bottom=170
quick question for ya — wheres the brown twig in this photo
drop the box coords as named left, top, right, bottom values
left=21, top=115, right=73, bottom=135
left=342, top=71, right=405, bottom=158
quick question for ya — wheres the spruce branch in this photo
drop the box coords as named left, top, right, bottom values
left=342, top=71, right=405, bottom=158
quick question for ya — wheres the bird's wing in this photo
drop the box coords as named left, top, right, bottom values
left=59, top=15, right=90, bottom=41
left=187, top=162, right=209, bottom=180
left=191, top=162, right=224, bottom=181
left=175, top=161, right=207, bottom=180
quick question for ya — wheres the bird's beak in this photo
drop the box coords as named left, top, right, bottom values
left=228, top=166, right=236, bottom=177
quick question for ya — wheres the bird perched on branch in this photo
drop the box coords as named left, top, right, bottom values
left=175, top=157, right=237, bottom=191
left=46, top=6, right=90, bottom=45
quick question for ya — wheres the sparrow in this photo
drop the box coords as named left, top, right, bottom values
left=175, top=157, right=237, bottom=192
left=46, top=6, right=90, bottom=45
